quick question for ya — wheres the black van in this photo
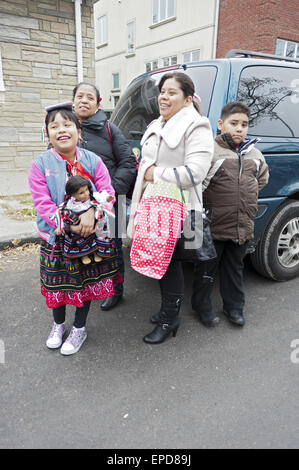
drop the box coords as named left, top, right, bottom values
left=111, top=50, right=299, bottom=281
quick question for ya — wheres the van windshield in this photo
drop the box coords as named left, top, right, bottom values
left=111, top=66, right=217, bottom=139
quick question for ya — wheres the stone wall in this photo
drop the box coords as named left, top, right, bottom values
left=0, top=0, right=95, bottom=195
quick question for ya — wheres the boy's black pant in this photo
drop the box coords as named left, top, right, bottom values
left=192, top=240, right=248, bottom=314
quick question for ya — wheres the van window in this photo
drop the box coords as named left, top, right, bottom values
left=237, top=65, right=299, bottom=138
left=186, top=66, right=217, bottom=116
left=111, top=66, right=217, bottom=139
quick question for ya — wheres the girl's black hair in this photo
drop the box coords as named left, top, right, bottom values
left=45, top=108, right=81, bottom=138
left=65, top=175, right=93, bottom=198
left=158, top=72, right=200, bottom=113
left=72, top=82, right=101, bottom=103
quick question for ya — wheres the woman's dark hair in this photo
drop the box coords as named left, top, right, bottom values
left=65, top=175, right=93, bottom=198
left=158, top=72, right=200, bottom=113
left=45, top=108, right=81, bottom=138
left=72, top=82, right=101, bottom=103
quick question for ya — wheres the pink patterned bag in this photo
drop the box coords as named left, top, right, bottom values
left=130, top=181, right=188, bottom=279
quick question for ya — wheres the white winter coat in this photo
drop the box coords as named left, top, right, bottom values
left=127, top=104, right=214, bottom=237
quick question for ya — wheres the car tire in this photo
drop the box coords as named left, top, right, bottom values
left=250, top=200, right=299, bottom=281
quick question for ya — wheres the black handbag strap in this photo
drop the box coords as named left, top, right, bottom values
left=173, top=166, right=203, bottom=209
left=173, top=167, right=186, bottom=204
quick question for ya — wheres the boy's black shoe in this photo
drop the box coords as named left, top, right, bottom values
left=223, top=309, right=245, bottom=326
left=101, top=294, right=123, bottom=311
left=197, top=311, right=220, bottom=327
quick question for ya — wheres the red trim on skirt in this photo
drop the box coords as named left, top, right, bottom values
left=41, top=273, right=122, bottom=308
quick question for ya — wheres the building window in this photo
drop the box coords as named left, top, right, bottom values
left=162, top=55, right=177, bottom=67
left=0, top=50, right=5, bottom=91
left=146, top=60, right=159, bottom=72
left=97, top=15, right=107, bottom=46
left=276, top=39, right=299, bottom=59
left=112, top=73, right=120, bottom=90
left=153, top=0, right=175, bottom=24
left=113, top=96, right=120, bottom=108
left=127, top=20, right=135, bottom=54
left=183, top=49, right=200, bottom=63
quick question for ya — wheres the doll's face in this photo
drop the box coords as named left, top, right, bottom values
left=72, top=185, right=90, bottom=202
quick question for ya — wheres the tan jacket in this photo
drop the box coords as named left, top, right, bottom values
left=203, top=136, right=269, bottom=244
left=127, top=105, right=214, bottom=237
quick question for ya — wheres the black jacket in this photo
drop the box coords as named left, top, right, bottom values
left=79, top=109, right=137, bottom=195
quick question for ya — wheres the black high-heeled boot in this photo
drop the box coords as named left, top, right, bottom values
left=151, top=310, right=161, bottom=324
left=143, top=295, right=182, bottom=344
left=150, top=283, right=163, bottom=324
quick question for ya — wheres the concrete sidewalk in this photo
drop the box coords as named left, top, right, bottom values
left=0, top=197, right=38, bottom=249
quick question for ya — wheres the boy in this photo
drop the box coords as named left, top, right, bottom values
left=192, top=101, right=269, bottom=327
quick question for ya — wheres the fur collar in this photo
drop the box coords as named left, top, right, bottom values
left=141, top=105, right=201, bottom=149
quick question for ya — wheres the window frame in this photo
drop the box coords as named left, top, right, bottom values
left=183, top=49, right=201, bottom=63
left=127, top=20, right=135, bottom=55
left=276, top=39, right=299, bottom=59
left=97, top=14, right=107, bottom=47
left=162, top=55, right=177, bottom=67
left=112, top=72, right=120, bottom=91
left=152, top=0, right=175, bottom=25
left=145, top=60, right=159, bottom=72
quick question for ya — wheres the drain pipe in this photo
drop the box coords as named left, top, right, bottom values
left=212, top=0, right=220, bottom=59
left=74, top=0, right=83, bottom=82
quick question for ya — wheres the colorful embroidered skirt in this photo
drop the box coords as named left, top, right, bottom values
left=40, top=238, right=122, bottom=308
left=62, top=232, right=114, bottom=260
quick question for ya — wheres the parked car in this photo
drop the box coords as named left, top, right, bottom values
left=111, top=50, right=299, bottom=281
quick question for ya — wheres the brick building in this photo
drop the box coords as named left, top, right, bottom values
left=0, top=0, right=96, bottom=195
left=216, top=0, right=299, bottom=58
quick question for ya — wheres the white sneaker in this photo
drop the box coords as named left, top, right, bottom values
left=46, top=322, right=65, bottom=349
left=60, top=326, right=87, bottom=356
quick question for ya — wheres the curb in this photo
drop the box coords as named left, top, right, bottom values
left=0, top=234, right=40, bottom=251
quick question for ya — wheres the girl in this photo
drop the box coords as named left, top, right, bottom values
left=28, top=103, right=121, bottom=356
left=72, top=82, right=137, bottom=311
left=54, top=175, right=114, bottom=265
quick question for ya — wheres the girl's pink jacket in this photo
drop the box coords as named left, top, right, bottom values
left=28, top=147, right=115, bottom=245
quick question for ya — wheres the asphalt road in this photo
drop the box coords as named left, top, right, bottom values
left=0, top=246, right=298, bottom=449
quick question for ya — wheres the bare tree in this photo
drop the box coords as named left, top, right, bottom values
left=238, top=77, right=294, bottom=136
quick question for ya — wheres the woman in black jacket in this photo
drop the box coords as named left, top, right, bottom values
left=72, top=82, right=137, bottom=310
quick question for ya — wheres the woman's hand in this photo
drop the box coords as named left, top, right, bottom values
left=71, top=207, right=95, bottom=237
left=144, top=165, right=155, bottom=182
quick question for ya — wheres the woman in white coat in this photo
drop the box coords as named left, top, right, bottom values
left=128, top=72, right=214, bottom=344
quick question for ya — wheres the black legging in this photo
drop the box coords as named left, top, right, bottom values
left=53, top=301, right=91, bottom=329
left=159, top=257, right=184, bottom=298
